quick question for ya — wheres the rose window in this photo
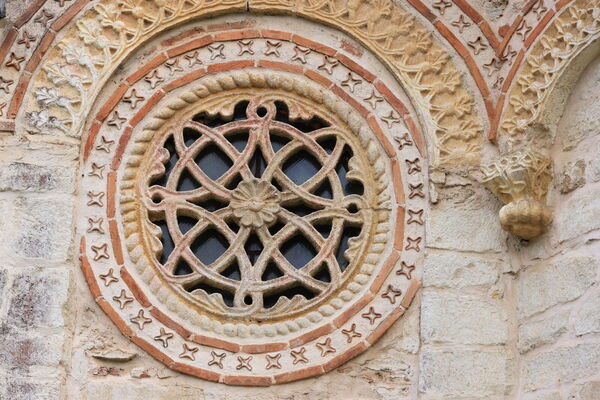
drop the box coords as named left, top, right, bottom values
left=142, top=95, right=375, bottom=320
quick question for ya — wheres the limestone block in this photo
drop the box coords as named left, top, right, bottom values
left=0, top=329, right=65, bottom=371
left=557, top=186, right=600, bottom=243
left=523, top=391, right=561, bottom=400
left=0, top=268, right=7, bottom=303
left=5, top=267, right=70, bottom=330
left=419, top=349, right=512, bottom=397
left=568, top=381, right=600, bottom=400
left=12, top=196, right=73, bottom=261
left=555, top=160, right=586, bottom=194
left=0, top=162, right=75, bottom=193
left=1, top=376, right=62, bottom=400
left=518, top=311, right=569, bottom=353
left=423, top=253, right=500, bottom=288
left=574, top=291, right=600, bottom=336
left=421, top=289, right=507, bottom=345
left=427, top=205, right=506, bottom=252
left=522, top=343, right=600, bottom=391
left=518, top=255, right=596, bottom=319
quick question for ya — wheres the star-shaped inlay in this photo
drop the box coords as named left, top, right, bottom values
left=165, top=58, right=183, bottom=75
left=96, top=136, right=115, bottom=153
left=184, top=51, right=203, bottom=67
left=405, top=236, right=422, bottom=252
left=468, top=36, right=488, bottom=55
left=381, top=111, right=401, bottom=128
left=451, top=15, right=471, bottom=33
left=87, top=217, right=104, bottom=233
left=179, top=343, right=199, bottom=360
left=5, top=52, right=25, bottom=71
left=0, top=77, right=14, bottom=93
left=123, top=88, right=144, bottom=109
left=88, top=163, right=105, bottom=179
left=532, top=0, right=547, bottom=20
left=291, top=347, right=308, bottom=364
left=493, top=76, right=505, bottom=90
left=17, top=31, right=36, bottom=49
left=292, top=46, right=310, bottom=64
left=154, top=328, right=174, bottom=348
left=407, top=209, right=424, bottom=225
left=264, top=40, right=282, bottom=57
left=405, top=158, right=421, bottom=174
left=91, top=243, right=109, bottom=261
left=33, top=9, right=54, bottom=26
left=341, top=72, right=362, bottom=93
left=382, top=284, right=403, bottom=304
left=318, top=56, right=339, bottom=75
left=501, top=45, right=517, bottom=65
left=113, top=289, right=134, bottom=309
left=361, top=307, right=382, bottom=325
left=99, top=268, right=119, bottom=286
left=144, top=70, right=164, bottom=89
left=394, top=133, right=413, bottom=150
left=432, top=0, right=452, bottom=14
left=236, top=355, right=253, bottom=371
left=208, top=351, right=226, bottom=369
left=341, top=323, right=362, bottom=343
left=87, top=191, right=105, bottom=207
left=516, top=20, right=532, bottom=40
left=107, top=111, right=127, bottom=130
left=364, top=90, right=384, bottom=109
left=408, top=183, right=424, bottom=199
left=208, top=43, right=225, bottom=60
left=316, top=337, right=336, bottom=357
left=265, top=353, right=282, bottom=369
left=396, top=261, right=416, bottom=279
left=237, top=39, right=254, bottom=56
left=483, top=57, right=503, bottom=77
left=130, top=309, right=152, bottom=329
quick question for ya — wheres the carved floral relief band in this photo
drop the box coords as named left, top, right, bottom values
left=78, top=26, right=425, bottom=385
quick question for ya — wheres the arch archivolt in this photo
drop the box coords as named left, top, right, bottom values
left=11, top=0, right=483, bottom=165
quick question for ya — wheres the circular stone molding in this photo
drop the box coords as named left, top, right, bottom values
left=78, top=23, right=425, bottom=385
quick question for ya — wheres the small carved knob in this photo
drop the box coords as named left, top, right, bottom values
left=481, top=149, right=552, bottom=239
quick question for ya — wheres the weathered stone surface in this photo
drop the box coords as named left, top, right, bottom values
left=518, top=311, right=569, bottom=353
left=1, top=376, right=62, bottom=400
left=568, top=381, right=600, bottom=400
left=522, top=343, right=600, bottom=391
left=0, top=162, right=75, bottom=193
left=6, top=267, right=70, bottom=330
left=523, top=391, right=561, bottom=400
left=518, top=256, right=597, bottom=318
left=556, top=160, right=586, bottom=194
left=419, top=348, right=512, bottom=397
left=0, top=268, right=7, bottom=302
left=422, top=253, right=500, bottom=288
left=574, top=291, right=600, bottom=336
left=557, top=186, right=600, bottom=243
left=78, top=382, right=202, bottom=400
left=421, top=290, right=507, bottom=345
left=0, top=328, right=65, bottom=371
left=427, top=205, right=506, bottom=252
left=12, top=197, right=73, bottom=261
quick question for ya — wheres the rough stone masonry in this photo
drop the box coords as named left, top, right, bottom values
left=0, top=0, right=599, bottom=399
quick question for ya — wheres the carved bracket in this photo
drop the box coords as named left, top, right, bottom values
left=481, top=149, right=552, bottom=239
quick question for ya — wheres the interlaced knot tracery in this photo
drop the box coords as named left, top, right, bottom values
left=143, top=95, right=375, bottom=319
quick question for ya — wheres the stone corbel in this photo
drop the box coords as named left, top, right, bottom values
left=481, top=149, right=552, bottom=239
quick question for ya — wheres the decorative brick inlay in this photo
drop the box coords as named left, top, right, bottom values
left=78, top=25, right=425, bottom=386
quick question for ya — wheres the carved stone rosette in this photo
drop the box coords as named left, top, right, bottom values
left=481, top=149, right=552, bottom=239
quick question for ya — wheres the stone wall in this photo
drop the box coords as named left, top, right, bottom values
left=0, top=0, right=599, bottom=399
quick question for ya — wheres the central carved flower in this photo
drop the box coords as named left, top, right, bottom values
left=230, top=179, right=281, bottom=228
